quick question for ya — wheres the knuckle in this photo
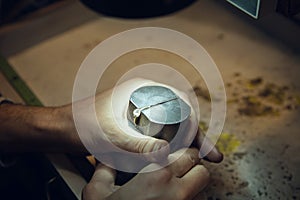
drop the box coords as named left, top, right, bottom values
left=161, top=167, right=173, bottom=178
left=176, top=163, right=185, bottom=176
left=83, top=183, right=96, bottom=193
left=199, top=165, right=210, bottom=179
left=136, top=141, right=147, bottom=152
left=176, top=189, right=188, bottom=200
left=136, top=139, right=155, bottom=153
left=82, top=184, right=93, bottom=199
left=83, top=184, right=90, bottom=193
left=154, top=168, right=172, bottom=183
left=185, top=148, right=199, bottom=159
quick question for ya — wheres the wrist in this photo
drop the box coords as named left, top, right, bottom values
left=54, top=104, right=87, bottom=153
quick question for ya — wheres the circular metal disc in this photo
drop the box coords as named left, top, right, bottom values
left=129, top=86, right=191, bottom=125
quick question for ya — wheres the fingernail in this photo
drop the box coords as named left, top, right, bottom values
left=189, top=154, right=200, bottom=165
left=199, top=147, right=224, bottom=163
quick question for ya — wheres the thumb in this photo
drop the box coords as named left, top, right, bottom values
left=91, top=164, right=116, bottom=184
left=83, top=164, right=117, bottom=200
left=125, top=135, right=170, bottom=162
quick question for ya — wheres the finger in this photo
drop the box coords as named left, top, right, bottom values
left=179, top=165, right=210, bottom=199
left=90, top=164, right=116, bottom=186
left=126, top=135, right=170, bottom=162
left=83, top=164, right=117, bottom=200
left=168, top=148, right=200, bottom=177
left=196, top=130, right=223, bottom=163
left=181, top=110, right=199, bottom=148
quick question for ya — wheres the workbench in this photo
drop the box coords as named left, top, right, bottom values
left=0, top=0, right=299, bottom=199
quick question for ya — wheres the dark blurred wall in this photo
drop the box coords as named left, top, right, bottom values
left=0, top=0, right=59, bottom=25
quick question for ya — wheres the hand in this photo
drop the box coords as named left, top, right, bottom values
left=70, top=78, right=222, bottom=162
left=71, top=78, right=170, bottom=160
left=83, top=148, right=210, bottom=200
left=0, top=77, right=222, bottom=160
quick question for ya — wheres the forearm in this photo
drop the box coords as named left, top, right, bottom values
left=0, top=103, right=86, bottom=153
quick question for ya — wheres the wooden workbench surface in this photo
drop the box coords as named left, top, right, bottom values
left=1, top=0, right=299, bottom=199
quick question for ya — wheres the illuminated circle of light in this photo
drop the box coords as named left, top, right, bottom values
left=72, top=27, right=226, bottom=173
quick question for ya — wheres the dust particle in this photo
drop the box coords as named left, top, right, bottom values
left=238, top=96, right=276, bottom=116
left=234, top=72, right=241, bottom=77
left=249, top=77, right=263, bottom=86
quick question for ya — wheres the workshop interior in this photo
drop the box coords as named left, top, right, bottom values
left=0, top=0, right=299, bottom=199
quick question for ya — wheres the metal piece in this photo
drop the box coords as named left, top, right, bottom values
left=132, top=97, right=178, bottom=125
left=127, top=86, right=191, bottom=141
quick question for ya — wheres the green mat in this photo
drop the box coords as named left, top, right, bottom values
left=0, top=55, right=43, bottom=106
